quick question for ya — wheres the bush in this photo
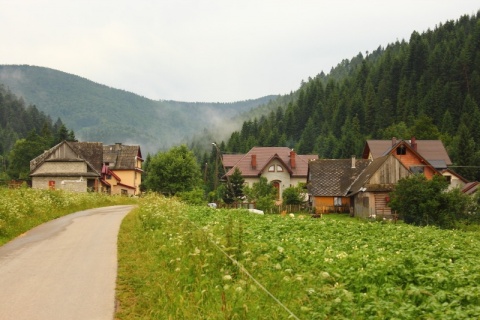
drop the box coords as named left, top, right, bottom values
left=389, top=174, right=475, bottom=229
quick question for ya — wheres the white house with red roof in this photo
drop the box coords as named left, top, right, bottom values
left=223, top=147, right=318, bottom=201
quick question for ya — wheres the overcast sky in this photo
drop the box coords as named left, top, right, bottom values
left=1, top=1, right=479, bottom=102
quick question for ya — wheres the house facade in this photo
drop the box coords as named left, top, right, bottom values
left=223, top=147, right=318, bottom=201
left=30, top=141, right=103, bottom=192
left=307, top=157, right=370, bottom=213
left=363, top=137, right=450, bottom=180
left=349, top=155, right=411, bottom=218
left=307, top=154, right=411, bottom=217
left=30, top=141, right=143, bottom=194
left=101, top=143, right=143, bottom=195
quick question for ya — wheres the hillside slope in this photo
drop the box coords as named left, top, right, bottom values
left=0, top=65, right=277, bottom=154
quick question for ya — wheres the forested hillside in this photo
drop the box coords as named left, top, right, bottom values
left=222, top=12, right=480, bottom=181
left=0, top=85, right=74, bottom=179
left=0, top=65, right=277, bottom=154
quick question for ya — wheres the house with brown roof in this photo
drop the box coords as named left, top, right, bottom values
left=363, top=137, right=446, bottom=180
left=224, top=147, right=318, bottom=201
left=349, top=154, right=411, bottom=218
left=30, top=141, right=103, bottom=192
left=307, top=154, right=411, bottom=217
left=101, top=143, right=143, bottom=195
left=306, top=156, right=370, bottom=213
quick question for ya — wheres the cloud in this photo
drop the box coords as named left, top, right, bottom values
left=0, top=0, right=479, bottom=102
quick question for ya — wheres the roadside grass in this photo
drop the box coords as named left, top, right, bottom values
left=116, top=194, right=480, bottom=319
left=0, top=186, right=137, bottom=246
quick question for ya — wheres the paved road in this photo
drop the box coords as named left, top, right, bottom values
left=0, top=205, right=134, bottom=320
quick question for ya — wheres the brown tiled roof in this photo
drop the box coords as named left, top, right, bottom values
left=462, top=181, right=479, bottom=195
left=223, top=154, right=244, bottom=168
left=103, top=143, right=142, bottom=170
left=70, top=141, right=104, bottom=173
left=307, top=158, right=371, bottom=196
left=225, top=147, right=318, bottom=177
left=364, top=139, right=452, bottom=166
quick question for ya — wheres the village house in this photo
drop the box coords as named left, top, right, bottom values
left=30, top=141, right=143, bottom=194
left=101, top=143, right=143, bottom=195
left=306, top=156, right=370, bottom=214
left=307, top=154, right=411, bottom=217
left=223, top=147, right=318, bottom=201
left=30, top=141, right=103, bottom=192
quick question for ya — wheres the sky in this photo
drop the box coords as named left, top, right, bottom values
left=1, top=1, right=479, bottom=103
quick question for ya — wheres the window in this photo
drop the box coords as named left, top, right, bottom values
left=276, top=165, right=283, bottom=172
left=334, top=197, right=342, bottom=206
left=410, top=166, right=424, bottom=174
left=396, top=145, right=406, bottom=155
left=445, top=175, right=452, bottom=184
left=268, top=165, right=275, bottom=172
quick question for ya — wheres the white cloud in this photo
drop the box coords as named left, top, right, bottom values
left=0, top=0, right=479, bottom=102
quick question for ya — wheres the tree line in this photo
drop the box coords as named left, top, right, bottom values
left=218, top=12, right=480, bottom=181
left=0, top=85, right=75, bottom=180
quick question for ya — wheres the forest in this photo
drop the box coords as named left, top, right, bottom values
left=0, top=84, right=75, bottom=180
left=214, top=12, right=480, bottom=182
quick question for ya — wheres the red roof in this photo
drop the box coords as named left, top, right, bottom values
left=225, top=147, right=317, bottom=177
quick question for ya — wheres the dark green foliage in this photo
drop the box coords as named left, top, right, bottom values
left=282, top=185, right=305, bottom=205
left=389, top=174, right=474, bottom=229
left=229, top=167, right=245, bottom=201
left=0, top=85, right=74, bottom=179
left=243, top=177, right=277, bottom=211
left=144, top=145, right=202, bottom=195
left=222, top=12, right=480, bottom=170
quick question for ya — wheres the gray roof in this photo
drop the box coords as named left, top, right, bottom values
left=307, top=158, right=371, bottom=196
left=103, top=143, right=142, bottom=170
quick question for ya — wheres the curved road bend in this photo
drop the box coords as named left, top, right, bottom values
left=0, top=205, right=134, bottom=320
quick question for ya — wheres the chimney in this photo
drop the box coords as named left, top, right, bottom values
left=392, top=137, right=397, bottom=146
left=114, top=142, right=122, bottom=151
left=411, top=136, right=417, bottom=151
left=351, top=155, right=356, bottom=168
left=251, top=154, right=257, bottom=169
left=290, top=150, right=296, bottom=169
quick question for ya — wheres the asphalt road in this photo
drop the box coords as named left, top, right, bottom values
left=0, top=205, right=134, bottom=320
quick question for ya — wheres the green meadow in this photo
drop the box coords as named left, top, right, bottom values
left=115, top=194, right=480, bottom=319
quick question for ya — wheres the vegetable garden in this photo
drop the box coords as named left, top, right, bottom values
left=116, top=194, right=480, bottom=319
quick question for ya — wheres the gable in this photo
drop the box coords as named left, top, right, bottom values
left=363, top=139, right=452, bottom=166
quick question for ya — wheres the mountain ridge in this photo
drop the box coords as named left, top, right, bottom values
left=0, top=64, right=278, bottom=154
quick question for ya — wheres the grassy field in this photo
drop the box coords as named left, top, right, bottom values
left=116, top=194, right=480, bottom=319
left=0, top=187, right=137, bottom=246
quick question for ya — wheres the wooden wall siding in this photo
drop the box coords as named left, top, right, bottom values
left=374, top=193, right=391, bottom=216
left=313, top=196, right=350, bottom=213
left=50, top=143, right=78, bottom=160
left=370, top=156, right=411, bottom=184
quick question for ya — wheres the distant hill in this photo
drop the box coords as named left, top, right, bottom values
left=0, top=65, right=278, bottom=154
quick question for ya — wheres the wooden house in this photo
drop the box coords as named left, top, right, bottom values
left=223, top=147, right=317, bottom=201
left=30, top=141, right=103, bottom=192
left=102, top=143, right=143, bottom=195
left=349, top=154, right=411, bottom=219
left=363, top=137, right=446, bottom=179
